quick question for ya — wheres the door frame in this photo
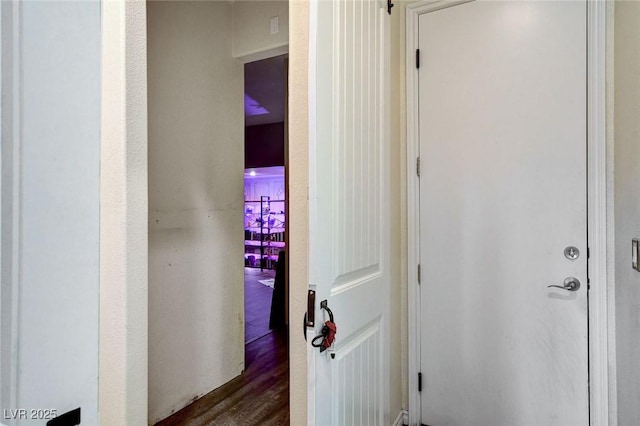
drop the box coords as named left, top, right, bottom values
left=101, top=2, right=299, bottom=424
left=1, top=0, right=22, bottom=412
left=405, top=1, right=613, bottom=425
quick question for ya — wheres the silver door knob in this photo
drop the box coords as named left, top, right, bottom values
left=548, top=277, right=580, bottom=291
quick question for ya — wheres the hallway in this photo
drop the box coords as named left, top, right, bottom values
left=5, top=1, right=639, bottom=425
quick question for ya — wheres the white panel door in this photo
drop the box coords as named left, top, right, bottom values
left=309, top=0, right=390, bottom=424
left=418, top=1, right=588, bottom=425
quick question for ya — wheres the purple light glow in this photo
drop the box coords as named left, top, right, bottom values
left=244, top=93, right=269, bottom=116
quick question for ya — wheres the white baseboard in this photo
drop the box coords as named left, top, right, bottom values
left=393, top=409, right=408, bottom=426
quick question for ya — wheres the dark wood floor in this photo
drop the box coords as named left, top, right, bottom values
left=156, top=329, right=289, bottom=426
left=244, top=267, right=276, bottom=344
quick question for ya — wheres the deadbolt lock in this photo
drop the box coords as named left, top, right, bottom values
left=564, top=246, right=580, bottom=260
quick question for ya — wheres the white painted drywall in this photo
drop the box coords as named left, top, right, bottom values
left=288, top=1, right=309, bottom=424
left=99, top=1, right=148, bottom=425
left=614, top=2, right=640, bottom=424
left=233, top=1, right=289, bottom=62
left=147, top=1, right=244, bottom=423
left=1, top=1, right=101, bottom=424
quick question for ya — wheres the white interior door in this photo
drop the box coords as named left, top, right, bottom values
left=1, top=2, right=101, bottom=424
left=418, top=1, right=588, bottom=425
left=308, top=0, right=391, bottom=424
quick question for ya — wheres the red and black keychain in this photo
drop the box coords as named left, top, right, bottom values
left=311, top=300, right=337, bottom=353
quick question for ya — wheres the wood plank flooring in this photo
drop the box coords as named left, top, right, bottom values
left=155, top=328, right=289, bottom=426
left=244, top=267, right=276, bottom=344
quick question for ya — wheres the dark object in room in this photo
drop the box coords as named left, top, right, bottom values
left=245, top=122, right=285, bottom=169
left=269, top=250, right=286, bottom=329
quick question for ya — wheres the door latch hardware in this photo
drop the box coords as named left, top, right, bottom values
left=306, top=290, right=316, bottom=327
left=564, top=246, right=580, bottom=260
left=304, top=289, right=316, bottom=341
left=548, top=277, right=581, bottom=292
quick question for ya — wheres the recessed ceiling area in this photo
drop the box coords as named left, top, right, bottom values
left=244, top=166, right=285, bottom=179
left=244, top=55, right=287, bottom=127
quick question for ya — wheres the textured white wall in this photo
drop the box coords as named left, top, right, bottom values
left=288, top=1, right=309, bottom=424
left=147, top=1, right=244, bottom=423
left=99, top=0, right=148, bottom=424
left=233, top=1, right=289, bottom=62
left=614, top=2, right=640, bottom=424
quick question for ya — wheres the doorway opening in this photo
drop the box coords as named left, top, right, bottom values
left=146, top=1, right=290, bottom=424
left=243, top=56, right=289, bottom=348
left=150, top=52, right=290, bottom=426
left=243, top=166, right=286, bottom=344
left=242, top=58, right=289, bottom=420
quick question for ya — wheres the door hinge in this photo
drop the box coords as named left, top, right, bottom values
left=587, top=247, right=590, bottom=258
left=416, top=156, right=421, bottom=177
left=418, top=264, right=421, bottom=284
left=387, top=0, right=394, bottom=15
left=416, top=49, right=420, bottom=69
left=418, top=372, right=422, bottom=392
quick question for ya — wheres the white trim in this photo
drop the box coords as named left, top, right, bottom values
left=99, top=1, right=148, bottom=424
left=405, top=3, right=422, bottom=426
left=405, top=1, right=611, bottom=425
left=393, top=409, right=408, bottom=426
left=306, top=0, right=318, bottom=424
left=234, top=44, right=289, bottom=65
left=604, top=1, right=617, bottom=423
left=587, top=1, right=613, bottom=425
left=0, top=0, right=22, bottom=413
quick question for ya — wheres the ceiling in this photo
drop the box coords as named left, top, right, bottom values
left=244, top=166, right=285, bottom=179
left=244, top=55, right=287, bottom=127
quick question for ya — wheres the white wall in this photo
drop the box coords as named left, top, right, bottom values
left=99, top=0, right=148, bottom=424
left=614, top=2, right=640, bottom=424
left=244, top=176, right=286, bottom=202
left=147, top=1, right=244, bottom=423
left=233, top=0, right=289, bottom=62
left=288, top=1, right=309, bottom=424
left=1, top=1, right=101, bottom=424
